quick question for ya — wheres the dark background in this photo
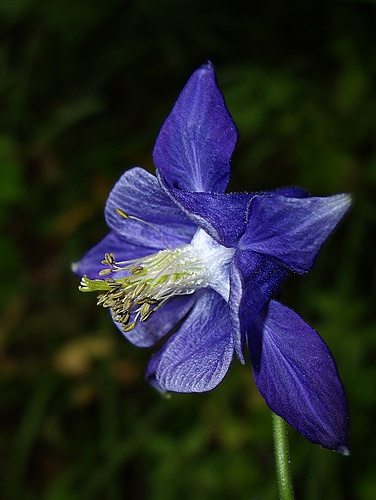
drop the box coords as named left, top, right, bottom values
left=1, top=1, right=375, bottom=498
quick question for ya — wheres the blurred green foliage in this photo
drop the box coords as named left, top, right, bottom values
left=1, top=1, right=375, bottom=499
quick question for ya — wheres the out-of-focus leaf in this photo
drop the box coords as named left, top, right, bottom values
left=53, top=335, right=116, bottom=376
left=0, top=135, right=23, bottom=206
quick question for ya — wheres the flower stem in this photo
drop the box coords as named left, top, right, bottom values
left=272, top=412, right=295, bottom=500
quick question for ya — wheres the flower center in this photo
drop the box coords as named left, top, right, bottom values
left=79, top=243, right=210, bottom=333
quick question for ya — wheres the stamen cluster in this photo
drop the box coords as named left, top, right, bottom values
left=96, top=275, right=159, bottom=333
left=79, top=246, right=208, bottom=333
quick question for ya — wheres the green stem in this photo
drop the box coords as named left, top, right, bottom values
left=272, top=412, right=295, bottom=500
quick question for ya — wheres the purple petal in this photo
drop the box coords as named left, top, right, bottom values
left=146, top=351, right=167, bottom=395
left=240, top=193, right=352, bottom=273
left=272, top=186, right=309, bottom=198
left=72, top=231, right=155, bottom=279
left=228, top=251, right=290, bottom=363
left=147, top=289, right=234, bottom=393
left=113, top=294, right=196, bottom=348
left=153, top=61, right=238, bottom=194
left=156, top=182, right=309, bottom=248
left=248, top=300, right=350, bottom=454
left=105, top=167, right=197, bottom=250
left=157, top=182, right=255, bottom=246
left=234, top=249, right=290, bottom=319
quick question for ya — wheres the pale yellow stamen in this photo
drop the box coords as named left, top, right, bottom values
left=79, top=244, right=208, bottom=333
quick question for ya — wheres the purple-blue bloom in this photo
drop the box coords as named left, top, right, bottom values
left=74, top=62, right=351, bottom=454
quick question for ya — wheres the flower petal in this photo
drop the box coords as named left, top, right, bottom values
left=229, top=251, right=290, bottom=363
left=147, top=289, right=234, bottom=393
left=240, top=193, right=352, bottom=273
left=72, top=231, right=155, bottom=279
left=105, top=167, right=197, bottom=250
left=157, top=184, right=255, bottom=246
left=272, top=186, right=309, bottom=198
left=157, top=182, right=310, bottom=248
left=248, top=300, right=350, bottom=454
left=146, top=352, right=167, bottom=395
left=113, top=294, right=196, bottom=348
left=234, top=249, right=290, bottom=319
left=153, top=61, right=237, bottom=194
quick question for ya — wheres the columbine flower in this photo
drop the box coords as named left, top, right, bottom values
left=73, top=62, right=351, bottom=454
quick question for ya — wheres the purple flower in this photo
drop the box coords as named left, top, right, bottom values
left=74, top=62, right=351, bottom=454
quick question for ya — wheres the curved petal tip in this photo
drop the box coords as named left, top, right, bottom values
left=338, top=445, right=351, bottom=457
